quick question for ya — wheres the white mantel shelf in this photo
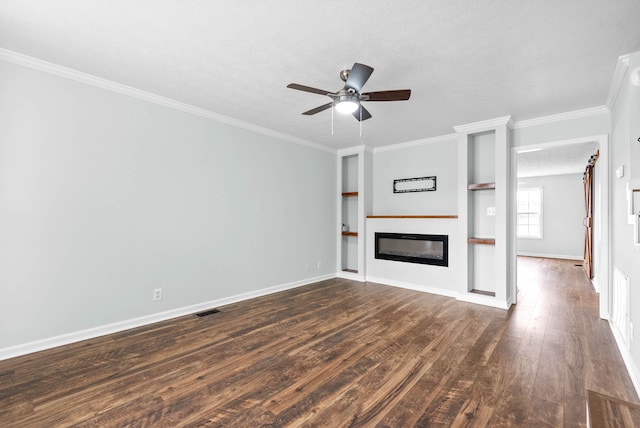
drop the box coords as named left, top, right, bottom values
left=366, top=215, right=458, bottom=219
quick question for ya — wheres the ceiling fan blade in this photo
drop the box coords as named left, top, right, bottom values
left=345, top=63, right=374, bottom=92
left=352, top=104, right=372, bottom=121
left=362, top=89, right=411, bottom=101
left=287, top=83, right=333, bottom=96
left=302, top=102, right=333, bottom=115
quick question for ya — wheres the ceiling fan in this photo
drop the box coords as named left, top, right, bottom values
left=287, top=62, right=411, bottom=122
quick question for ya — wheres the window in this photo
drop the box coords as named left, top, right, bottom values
left=517, top=187, right=543, bottom=238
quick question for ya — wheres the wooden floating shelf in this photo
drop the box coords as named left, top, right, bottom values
left=468, top=238, right=496, bottom=245
left=341, top=192, right=358, bottom=197
left=367, top=215, right=458, bottom=219
left=341, top=231, right=358, bottom=237
left=468, top=182, right=496, bottom=190
left=470, top=289, right=496, bottom=297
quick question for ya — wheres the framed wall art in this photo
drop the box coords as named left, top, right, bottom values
left=393, top=176, right=437, bottom=193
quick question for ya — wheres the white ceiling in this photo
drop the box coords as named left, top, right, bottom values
left=1, top=1, right=639, bottom=151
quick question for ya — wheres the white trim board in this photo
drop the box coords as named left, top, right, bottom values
left=456, top=292, right=511, bottom=310
left=605, top=54, right=631, bottom=111
left=337, top=271, right=365, bottom=282
left=366, top=276, right=510, bottom=310
left=366, top=275, right=458, bottom=298
left=453, top=116, right=513, bottom=134
left=6, top=46, right=608, bottom=157
left=0, top=48, right=334, bottom=155
left=336, top=144, right=367, bottom=157
left=0, top=273, right=335, bottom=361
left=510, top=106, right=609, bottom=129
left=511, top=134, right=607, bottom=153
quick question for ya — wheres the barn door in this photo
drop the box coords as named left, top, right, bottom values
left=583, top=151, right=599, bottom=279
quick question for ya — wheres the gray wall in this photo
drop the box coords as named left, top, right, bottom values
left=517, top=174, right=585, bottom=259
left=373, top=139, right=458, bottom=216
left=611, top=51, right=640, bottom=383
left=0, top=60, right=337, bottom=350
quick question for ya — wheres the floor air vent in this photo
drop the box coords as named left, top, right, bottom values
left=195, top=308, right=220, bottom=318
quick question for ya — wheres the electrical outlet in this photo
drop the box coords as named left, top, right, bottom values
left=305, top=263, right=310, bottom=272
left=153, top=288, right=163, bottom=301
left=317, top=260, right=322, bottom=270
left=487, top=207, right=496, bottom=216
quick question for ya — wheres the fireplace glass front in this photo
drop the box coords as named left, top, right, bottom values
left=374, top=233, right=448, bottom=267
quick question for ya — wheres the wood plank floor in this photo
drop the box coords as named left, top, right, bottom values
left=0, top=257, right=637, bottom=427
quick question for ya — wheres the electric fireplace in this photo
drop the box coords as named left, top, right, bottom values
left=374, top=232, right=448, bottom=267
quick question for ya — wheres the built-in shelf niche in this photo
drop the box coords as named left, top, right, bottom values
left=457, top=116, right=512, bottom=307
left=467, top=131, right=496, bottom=297
left=340, top=154, right=359, bottom=273
left=337, top=146, right=372, bottom=280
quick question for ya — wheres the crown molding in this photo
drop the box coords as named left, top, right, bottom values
left=0, top=48, right=335, bottom=154
left=510, top=106, right=608, bottom=129
left=453, top=116, right=513, bottom=134
left=605, top=54, right=631, bottom=111
left=337, top=144, right=367, bottom=156
left=373, top=133, right=457, bottom=153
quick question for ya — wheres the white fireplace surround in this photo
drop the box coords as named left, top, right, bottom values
left=366, top=217, right=462, bottom=298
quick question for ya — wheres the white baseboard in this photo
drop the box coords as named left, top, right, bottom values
left=365, top=275, right=511, bottom=310
left=456, top=292, right=511, bottom=310
left=337, top=270, right=365, bottom=282
left=517, top=252, right=583, bottom=261
left=365, top=275, right=458, bottom=299
left=0, top=273, right=335, bottom=361
left=609, top=319, right=640, bottom=399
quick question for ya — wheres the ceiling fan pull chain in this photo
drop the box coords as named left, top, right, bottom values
left=359, top=108, right=362, bottom=137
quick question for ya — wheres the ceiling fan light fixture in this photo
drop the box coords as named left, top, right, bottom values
left=334, top=94, right=359, bottom=114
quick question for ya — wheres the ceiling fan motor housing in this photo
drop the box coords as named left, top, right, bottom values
left=335, top=90, right=359, bottom=102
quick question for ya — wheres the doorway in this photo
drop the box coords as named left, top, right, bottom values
left=511, top=135, right=610, bottom=319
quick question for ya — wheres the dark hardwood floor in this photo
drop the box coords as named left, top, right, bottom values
left=0, top=257, right=637, bottom=427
